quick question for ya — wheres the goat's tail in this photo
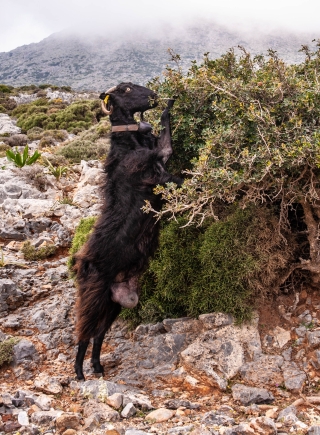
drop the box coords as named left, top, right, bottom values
left=74, top=255, right=121, bottom=342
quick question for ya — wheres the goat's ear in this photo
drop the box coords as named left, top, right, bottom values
left=99, top=92, right=107, bottom=100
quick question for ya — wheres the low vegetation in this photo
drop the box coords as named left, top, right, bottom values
left=21, top=241, right=56, bottom=261
left=6, top=145, right=41, bottom=168
left=67, top=216, right=97, bottom=272
left=0, top=337, right=19, bottom=367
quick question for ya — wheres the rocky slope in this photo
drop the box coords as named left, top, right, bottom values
left=0, top=23, right=319, bottom=91
left=0, top=100, right=320, bottom=434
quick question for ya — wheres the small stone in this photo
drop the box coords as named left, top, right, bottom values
left=273, top=327, right=291, bottom=348
left=34, top=373, right=63, bottom=395
left=62, top=430, right=78, bottom=435
left=282, top=361, right=306, bottom=391
left=232, top=384, right=274, bottom=405
left=307, top=330, right=320, bottom=347
left=31, top=410, right=63, bottom=425
left=277, top=405, right=297, bottom=424
left=199, top=312, right=234, bottom=328
left=125, top=430, right=152, bottom=435
left=34, top=394, right=53, bottom=411
left=201, top=410, right=235, bottom=426
left=145, top=408, right=175, bottom=423
left=265, top=408, right=278, bottom=419
left=250, top=416, right=277, bottom=434
left=107, top=393, right=123, bottom=409
left=56, top=413, right=81, bottom=432
left=18, top=410, right=29, bottom=426
left=308, top=426, right=320, bottom=435
left=121, top=402, right=137, bottom=418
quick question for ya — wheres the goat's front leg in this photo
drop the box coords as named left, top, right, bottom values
left=91, top=330, right=107, bottom=375
left=157, top=99, right=175, bottom=163
left=75, top=340, right=90, bottom=380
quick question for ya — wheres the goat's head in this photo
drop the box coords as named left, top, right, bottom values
left=99, top=83, right=157, bottom=124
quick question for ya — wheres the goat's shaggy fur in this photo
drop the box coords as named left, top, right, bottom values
left=73, top=83, right=180, bottom=380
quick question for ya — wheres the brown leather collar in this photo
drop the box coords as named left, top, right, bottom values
left=111, top=124, right=139, bottom=132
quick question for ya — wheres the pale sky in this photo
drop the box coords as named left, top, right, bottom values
left=1, top=0, right=319, bottom=53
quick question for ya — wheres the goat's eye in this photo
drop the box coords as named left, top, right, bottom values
left=125, top=87, right=131, bottom=93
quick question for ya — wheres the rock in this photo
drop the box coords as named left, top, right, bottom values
left=34, top=373, right=63, bottom=395
left=12, top=339, right=37, bottom=365
left=201, top=410, right=235, bottom=426
left=307, top=330, right=320, bottom=347
left=231, top=384, right=274, bottom=405
left=0, top=279, right=24, bottom=316
left=121, top=403, right=137, bottom=418
left=122, top=393, right=153, bottom=410
left=282, top=361, right=306, bottom=391
left=168, top=426, right=194, bottom=433
left=34, top=394, right=54, bottom=411
left=239, top=354, right=284, bottom=387
left=273, top=327, right=291, bottom=348
left=31, top=410, right=63, bottom=425
left=106, top=393, right=123, bottom=409
left=62, top=430, right=78, bottom=435
left=125, top=430, right=152, bottom=435
left=83, top=413, right=100, bottom=431
left=145, top=408, right=175, bottom=423
left=277, top=405, right=298, bottom=424
left=79, top=379, right=125, bottom=400
left=181, top=318, right=262, bottom=390
left=199, top=312, right=234, bottom=328
left=55, top=413, right=81, bottom=432
left=164, top=399, right=200, bottom=409
left=308, top=426, right=320, bottom=435
left=225, top=423, right=255, bottom=434
left=0, top=113, right=21, bottom=135
left=249, top=416, right=277, bottom=434
left=83, top=399, right=119, bottom=422
left=18, top=410, right=29, bottom=426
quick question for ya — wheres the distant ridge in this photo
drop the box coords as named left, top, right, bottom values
left=0, top=23, right=318, bottom=91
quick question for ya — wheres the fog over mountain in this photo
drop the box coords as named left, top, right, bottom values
left=0, top=22, right=318, bottom=91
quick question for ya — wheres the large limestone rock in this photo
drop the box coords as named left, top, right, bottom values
left=0, top=113, right=21, bottom=135
left=180, top=315, right=262, bottom=390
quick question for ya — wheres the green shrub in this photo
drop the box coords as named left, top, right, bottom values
left=27, top=127, right=44, bottom=140
left=21, top=241, right=56, bottom=261
left=0, top=84, right=13, bottom=94
left=12, top=98, right=100, bottom=133
left=0, top=337, right=19, bottom=366
left=121, top=206, right=293, bottom=325
left=56, top=121, right=110, bottom=163
left=0, top=104, right=7, bottom=113
left=68, top=217, right=97, bottom=271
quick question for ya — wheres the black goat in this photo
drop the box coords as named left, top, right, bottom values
left=74, top=82, right=180, bottom=380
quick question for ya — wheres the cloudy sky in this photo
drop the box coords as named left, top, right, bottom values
left=1, top=0, right=319, bottom=53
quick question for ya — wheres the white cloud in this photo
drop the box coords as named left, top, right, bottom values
left=1, top=0, right=319, bottom=52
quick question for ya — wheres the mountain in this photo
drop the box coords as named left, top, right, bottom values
left=0, top=23, right=318, bottom=91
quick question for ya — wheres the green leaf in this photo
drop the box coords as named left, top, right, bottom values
left=22, top=145, right=29, bottom=164
left=26, top=150, right=41, bottom=165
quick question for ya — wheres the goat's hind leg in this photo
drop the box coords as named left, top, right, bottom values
left=158, top=99, right=175, bottom=163
left=75, top=340, right=90, bottom=380
left=91, top=330, right=107, bottom=376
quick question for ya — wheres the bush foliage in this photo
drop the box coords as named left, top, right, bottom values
left=67, top=217, right=97, bottom=271
left=0, top=337, right=19, bottom=367
left=145, top=41, right=320, bottom=285
left=12, top=99, right=101, bottom=133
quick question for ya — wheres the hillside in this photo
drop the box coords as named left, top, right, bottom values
left=0, top=23, right=318, bottom=90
